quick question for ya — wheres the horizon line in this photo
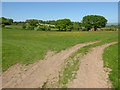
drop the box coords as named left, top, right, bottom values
left=1, top=16, right=118, bottom=24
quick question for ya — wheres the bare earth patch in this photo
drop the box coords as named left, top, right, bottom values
left=2, top=41, right=98, bottom=88
left=68, top=42, right=117, bottom=88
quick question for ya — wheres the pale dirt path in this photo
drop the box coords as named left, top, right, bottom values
left=68, top=42, right=117, bottom=88
left=2, top=41, right=99, bottom=88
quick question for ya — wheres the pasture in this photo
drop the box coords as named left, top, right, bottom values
left=2, top=27, right=118, bottom=88
left=2, top=28, right=118, bottom=71
left=1, top=2, right=119, bottom=89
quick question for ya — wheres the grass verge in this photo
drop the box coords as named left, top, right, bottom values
left=103, top=43, right=118, bottom=89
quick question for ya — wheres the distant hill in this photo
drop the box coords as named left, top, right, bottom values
left=106, top=23, right=118, bottom=26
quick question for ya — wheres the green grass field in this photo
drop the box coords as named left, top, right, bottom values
left=103, top=44, right=118, bottom=89
left=2, top=27, right=119, bottom=89
left=2, top=28, right=118, bottom=71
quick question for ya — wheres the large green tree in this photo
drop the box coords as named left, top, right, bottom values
left=24, top=19, right=39, bottom=30
left=82, top=15, right=107, bottom=31
left=55, top=19, right=73, bottom=31
left=73, top=22, right=82, bottom=31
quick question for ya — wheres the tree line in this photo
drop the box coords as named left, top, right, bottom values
left=0, top=15, right=108, bottom=31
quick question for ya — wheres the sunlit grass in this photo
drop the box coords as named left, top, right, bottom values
left=2, top=28, right=118, bottom=71
left=103, top=44, right=118, bottom=89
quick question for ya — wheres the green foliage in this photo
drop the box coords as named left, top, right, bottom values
left=82, top=15, right=107, bottom=31
left=13, top=21, right=25, bottom=26
left=34, top=25, right=51, bottom=31
left=22, top=24, right=26, bottom=29
left=55, top=19, right=73, bottom=31
left=2, top=24, right=5, bottom=28
left=23, top=19, right=53, bottom=31
left=26, top=19, right=39, bottom=26
left=25, top=23, right=35, bottom=30
left=72, top=22, right=81, bottom=31
left=44, top=20, right=56, bottom=25
left=0, top=17, right=13, bottom=25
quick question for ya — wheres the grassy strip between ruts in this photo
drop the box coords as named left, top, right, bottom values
left=103, top=43, right=118, bottom=89
left=58, top=41, right=115, bottom=88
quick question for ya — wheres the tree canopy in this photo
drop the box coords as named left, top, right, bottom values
left=1, top=15, right=109, bottom=31
left=0, top=17, right=13, bottom=25
left=73, top=22, right=81, bottom=31
left=82, top=15, right=107, bottom=31
left=55, top=19, right=73, bottom=31
left=26, top=19, right=39, bottom=26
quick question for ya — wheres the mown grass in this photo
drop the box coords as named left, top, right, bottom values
left=103, top=43, right=118, bottom=89
left=2, top=27, right=118, bottom=71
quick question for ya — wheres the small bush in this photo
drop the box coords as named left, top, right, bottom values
left=2, top=24, right=5, bottom=28
left=82, top=28, right=87, bottom=31
left=22, top=24, right=26, bottom=29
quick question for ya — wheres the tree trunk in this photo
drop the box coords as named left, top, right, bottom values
left=59, top=27, right=60, bottom=31
left=87, top=27, right=91, bottom=31
left=94, top=26, right=97, bottom=31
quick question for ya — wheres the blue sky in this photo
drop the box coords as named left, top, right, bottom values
left=2, top=2, right=118, bottom=23
left=1, top=0, right=120, bottom=2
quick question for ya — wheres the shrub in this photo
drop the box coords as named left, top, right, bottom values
left=22, top=24, right=26, bottom=29
left=2, top=24, right=5, bottom=28
left=82, top=28, right=87, bottom=31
